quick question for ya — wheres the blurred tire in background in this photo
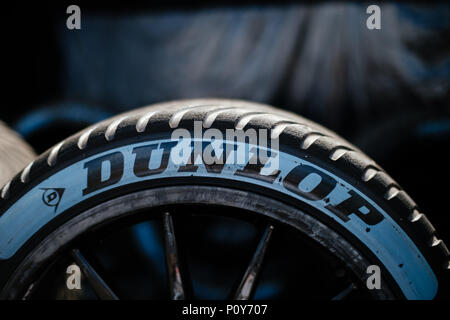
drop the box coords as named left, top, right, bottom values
left=0, top=122, right=36, bottom=187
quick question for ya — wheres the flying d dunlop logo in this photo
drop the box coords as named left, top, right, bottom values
left=41, top=188, right=65, bottom=212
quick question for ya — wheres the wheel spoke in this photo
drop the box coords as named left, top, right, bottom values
left=71, top=249, right=119, bottom=300
left=234, top=225, right=274, bottom=300
left=163, top=212, right=185, bottom=300
left=331, top=283, right=356, bottom=300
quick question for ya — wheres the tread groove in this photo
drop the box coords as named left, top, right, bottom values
left=203, top=107, right=237, bottom=128
left=169, top=106, right=204, bottom=129
left=105, top=117, right=127, bottom=141
left=362, top=166, right=379, bottom=182
left=430, top=236, right=442, bottom=247
left=329, top=147, right=352, bottom=161
left=235, top=112, right=267, bottom=130
left=20, top=162, right=33, bottom=184
left=77, top=127, right=95, bottom=150
left=385, top=186, right=400, bottom=200
left=136, top=111, right=157, bottom=133
left=1, top=181, right=10, bottom=199
left=47, top=142, right=64, bottom=167
left=270, top=121, right=300, bottom=139
left=300, top=132, right=323, bottom=150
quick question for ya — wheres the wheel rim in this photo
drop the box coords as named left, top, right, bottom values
left=1, top=186, right=396, bottom=300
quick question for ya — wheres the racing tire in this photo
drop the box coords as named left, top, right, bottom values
left=0, top=99, right=448, bottom=300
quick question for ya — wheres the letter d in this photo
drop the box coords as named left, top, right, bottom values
left=83, top=152, right=124, bottom=195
